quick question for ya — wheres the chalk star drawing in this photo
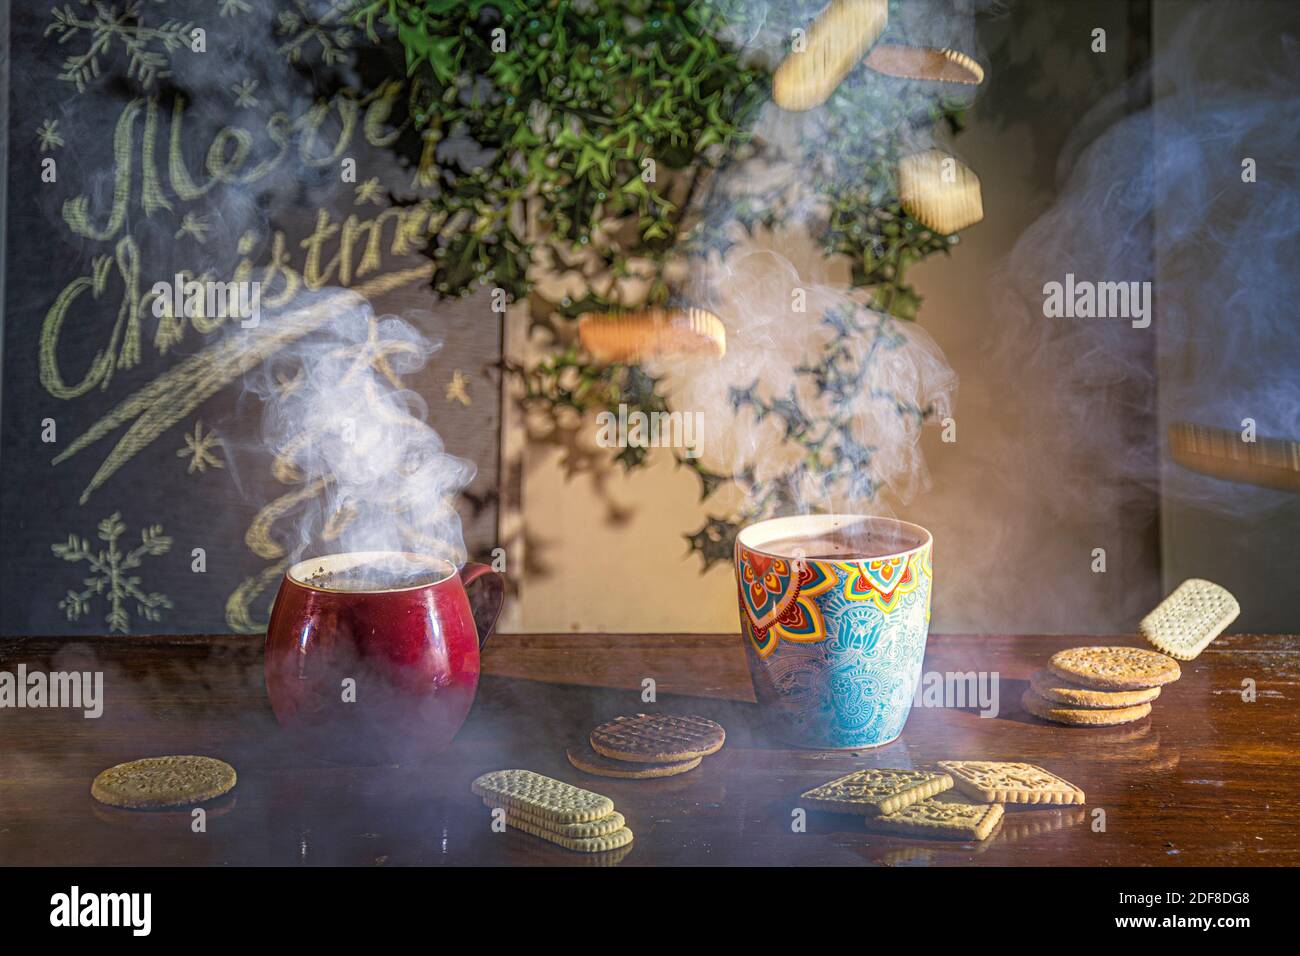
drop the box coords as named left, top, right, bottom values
left=446, top=370, right=471, bottom=406
left=354, top=177, right=384, bottom=206
left=175, top=212, right=211, bottom=243
left=45, top=2, right=196, bottom=93
left=37, top=119, right=65, bottom=152
left=52, top=513, right=173, bottom=634
left=276, top=1, right=355, bottom=66
left=330, top=315, right=421, bottom=389
left=177, top=420, right=225, bottom=474
left=275, top=369, right=304, bottom=397
left=231, top=77, right=260, bottom=108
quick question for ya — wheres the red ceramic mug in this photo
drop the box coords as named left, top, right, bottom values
left=264, top=550, right=505, bottom=763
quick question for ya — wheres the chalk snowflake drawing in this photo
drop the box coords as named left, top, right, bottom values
left=45, top=1, right=196, bottom=93
left=37, top=119, right=65, bottom=152
left=276, top=0, right=355, bottom=65
left=231, top=77, right=261, bottom=109
left=177, top=420, right=224, bottom=474
left=52, top=513, right=173, bottom=634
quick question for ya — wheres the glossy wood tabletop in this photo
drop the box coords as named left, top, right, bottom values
left=1, top=632, right=1297, bottom=866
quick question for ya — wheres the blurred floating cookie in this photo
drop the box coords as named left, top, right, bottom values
left=773, top=0, right=889, bottom=111
left=471, top=769, right=614, bottom=824
left=1048, top=646, right=1181, bottom=691
left=864, top=44, right=984, bottom=84
left=864, top=792, right=1003, bottom=841
left=578, top=307, right=726, bottom=363
left=939, top=760, right=1085, bottom=805
left=1022, top=689, right=1152, bottom=727
left=1169, top=422, right=1300, bottom=493
left=566, top=741, right=701, bottom=779
left=589, top=714, right=725, bottom=763
left=897, top=149, right=984, bottom=234
left=801, top=768, right=953, bottom=816
left=1029, top=669, right=1161, bottom=708
left=1140, top=578, right=1241, bottom=661
left=91, top=755, right=236, bottom=809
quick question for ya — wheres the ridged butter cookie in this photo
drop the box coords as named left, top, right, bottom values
left=1140, top=578, right=1240, bottom=661
left=898, top=149, right=984, bottom=234
left=481, top=799, right=627, bottom=839
left=864, top=792, right=1003, bottom=841
left=772, top=0, right=889, bottom=111
left=938, top=760, right=1085, bottom=805
left=471, top=770, right=614, bottom=824
left=504, top=815, right=634, bottom=853
left=801, top=768, right=953, bottom=816
left=578, top=308, right=725, bottom=363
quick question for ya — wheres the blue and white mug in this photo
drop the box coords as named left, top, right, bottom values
left=734, top=514, right=934, bottom=749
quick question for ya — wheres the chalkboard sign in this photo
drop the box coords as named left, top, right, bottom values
left=0, top=1, right=501, bottom=636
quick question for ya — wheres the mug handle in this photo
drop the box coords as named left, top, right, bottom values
left=459, top=562, right=505, bottom=649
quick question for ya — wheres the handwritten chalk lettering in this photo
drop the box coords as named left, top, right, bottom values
left=41, top=203, right=432, bottom=399
left=62, top=89, right=410, bottom=243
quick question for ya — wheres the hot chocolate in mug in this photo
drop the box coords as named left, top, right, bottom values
left=734, top=514, right=933, bottom=749
left=265, top=550, right=504, bottom=762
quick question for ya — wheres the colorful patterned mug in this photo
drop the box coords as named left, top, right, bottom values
left=734, top=514, right=933, bottom=749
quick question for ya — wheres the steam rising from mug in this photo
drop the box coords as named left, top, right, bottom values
left=664, top=250, right=956, bottom=515
left=244, top=290, right=475, bottom=579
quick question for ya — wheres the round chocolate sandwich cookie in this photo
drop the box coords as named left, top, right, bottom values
left=1029, top=669, right=1162, bottom=708
left=91, top=755, right=237, bottom=809
left=1047, top=645, right=1181, bottom=691
left=1022, top=689, right=1152, bottom=727
left=589, top=714, right=725, bottom=764
left=566, top=741, right=701, bottom=779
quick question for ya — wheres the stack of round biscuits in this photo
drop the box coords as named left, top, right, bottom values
left=1023, top=646, right=1182, bottom=727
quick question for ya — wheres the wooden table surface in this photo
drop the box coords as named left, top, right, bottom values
left=2, top=631, right=1297, bottom=866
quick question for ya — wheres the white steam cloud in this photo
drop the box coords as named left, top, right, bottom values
left=243, top=290, right=475, bottom=574
left=665, top=248, right=956, bottom=515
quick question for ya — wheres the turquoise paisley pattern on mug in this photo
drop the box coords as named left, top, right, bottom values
left=737, top=541, right=933, bottom=749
